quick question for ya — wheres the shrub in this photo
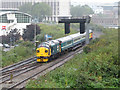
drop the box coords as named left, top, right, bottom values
left=26, top=28, right=119, bottom=88
left=2, top=45, right=34, bottom=67
left=83, top=45, right=91, bottom=54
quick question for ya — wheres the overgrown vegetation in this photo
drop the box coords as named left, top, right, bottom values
left=26, top=29, right=119, bottom=88
left=70, top=5, right=94, bottom=17
left=22, top=24, right=41, bottom=41
left=19, top=3, right=51, bottom=22
left=1, top=41, right=34, bottom=67
left=1, top=24, right=77, bottom=67
left=0, top=28, right=21, bottom=44
left=36, top=24, right=78, bottom=43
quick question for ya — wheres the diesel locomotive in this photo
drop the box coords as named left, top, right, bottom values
left=36, top=30, right=93, bottom=62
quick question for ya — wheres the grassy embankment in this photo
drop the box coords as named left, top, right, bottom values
left=36, top=24, right=77, bottom=42
left=1, top=24, right=77, bottom=67
left=26, top=28, right=119, bottom=88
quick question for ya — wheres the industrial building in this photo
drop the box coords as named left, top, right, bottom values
left=1, top=0, right=71, bottom=22
left=0, top=8, right=32, bottom=36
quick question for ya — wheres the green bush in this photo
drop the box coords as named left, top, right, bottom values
left=20, top=41, right=34, bottom=48
left=2, top=45, right=34, bottom=67
left=26, top=28, right=119, bottom=88
left=36, top=24, right=78, bottom=42
left=83, top=45, right=91, bottom=54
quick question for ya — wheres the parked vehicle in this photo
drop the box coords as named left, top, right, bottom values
left=0, top=43, right=3, bottom=47
left=14, top=44, right=19, bottom=47
left=3, top=44, right=10, bottom=48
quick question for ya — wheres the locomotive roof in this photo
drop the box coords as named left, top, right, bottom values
left=45, top=40, right=59, bottom=46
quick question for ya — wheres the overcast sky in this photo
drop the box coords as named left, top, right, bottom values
left=71, top=0, right=119, bottom=3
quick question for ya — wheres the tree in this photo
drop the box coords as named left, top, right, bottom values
left=32, top=3, right=51, bottom=22
left=1, top=28, right=21, bottom=44
left=19, top=3, right=32, bottom=15
left=22, top=24, right=41, bottom=41
left=70, top=5, right=94, bottom=17
left=19, top=2, right=51, bottom=22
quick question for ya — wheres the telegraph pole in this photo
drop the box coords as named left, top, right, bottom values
left=85, top=15, right=92, bottom=44
left=34, top=18, right=38, bottom=49
left=34, top=21, right=36, bottom=48
left=86, top=23, right=89, bottom=44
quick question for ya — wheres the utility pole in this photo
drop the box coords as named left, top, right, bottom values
left=34, top=18, right=38, bottom=49
left=86, top=23, right=89, bottom=44
left=34, top=22, right=36, bottom=48
left=85, top=15, right=92, bottom=44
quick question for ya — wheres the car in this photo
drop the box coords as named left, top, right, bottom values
left=0, top=43, right=3, bottom=47
left=15, top=44, right=19, bottom=47
left=3, top=44, right=10, bottom=48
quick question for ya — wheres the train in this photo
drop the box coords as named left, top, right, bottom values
left=36, top=30, right=93, bottom=62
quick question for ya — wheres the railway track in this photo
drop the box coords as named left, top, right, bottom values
left=0, top=31, right=102, bottom=90
left=1, top=46, right=84, bottom=90
left=1, top=57, right=36, bottom=74
left=0, top=63, right=42, bottom=84
left=0, top=57, right=41, bottom=84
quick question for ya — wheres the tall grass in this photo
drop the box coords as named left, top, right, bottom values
left=37, top=24, right=78, bottom=42
left=26, top=29, right=119, bottom=88
left=1, top=24, right=77, bottom=67
left=1, top=41, right=34, bottom=67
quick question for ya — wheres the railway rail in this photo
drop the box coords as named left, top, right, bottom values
left=1, top=31, right=102, bottom=90
left=1, top=45, right=84, bottom=90
left=1, top=57, right=36, bottom=74
left=0, top=63, right=42, bottom=84
left=0, top=57, right=41, bottom=84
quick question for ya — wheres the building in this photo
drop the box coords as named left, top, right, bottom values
left=94, top=7, right=103, bottom=14
left=91, top=2, right=118, bottom=29
left=92, top=16, right=118, bottom=28
left=1, top=0, right=71, bottom=22
left=0, top=8, right=32, bottom=36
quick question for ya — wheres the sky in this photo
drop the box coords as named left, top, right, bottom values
left=71, top=0, right=119, bottom=3
left=71, top=0, right=119, bottom=8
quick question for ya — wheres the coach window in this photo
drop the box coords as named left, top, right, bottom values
left=0, top=16, right=2, bottom=23
left=67, top=41, right=71, bottom=44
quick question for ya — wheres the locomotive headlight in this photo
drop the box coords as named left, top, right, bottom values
left=37, top=50, right=40, bottom=53
left=45, top=50, right=48, bottom=53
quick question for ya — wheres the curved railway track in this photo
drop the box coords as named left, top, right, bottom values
left=0, top=57, right=43, bottom=84
left=1, top=57, right=36, bottom=74
left=1, top=46, right=84, bottom=90
left=0, top=62, right=42, bottom=84
left=0, top=31, right=102, bottom=90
